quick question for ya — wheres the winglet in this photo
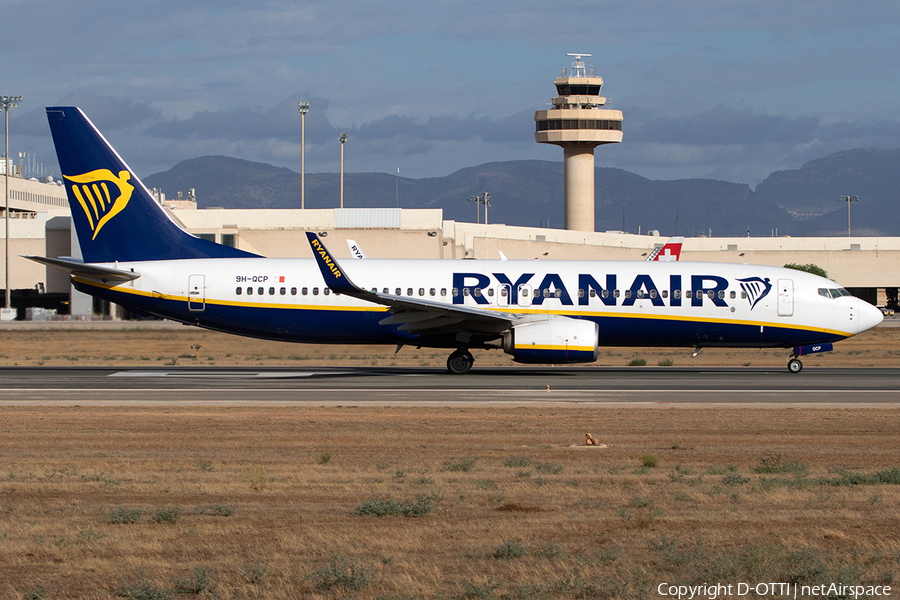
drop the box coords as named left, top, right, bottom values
left=306, top=232, right=360, bottom=295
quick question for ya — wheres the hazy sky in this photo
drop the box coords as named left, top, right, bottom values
left=4, top=0, right=900, bottom=186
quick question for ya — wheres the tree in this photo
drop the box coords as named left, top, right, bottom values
left=784, top=263, right=828, bottom=279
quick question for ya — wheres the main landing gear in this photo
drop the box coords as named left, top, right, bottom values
left=447, top=350, right=474, bottom=375
left=787, top=356, right=803, bottom=373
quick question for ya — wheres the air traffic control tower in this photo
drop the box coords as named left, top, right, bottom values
left=535, top=54, right=623, bottom=232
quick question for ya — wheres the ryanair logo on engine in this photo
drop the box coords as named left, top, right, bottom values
left=64, top=169, right=134, bottom=240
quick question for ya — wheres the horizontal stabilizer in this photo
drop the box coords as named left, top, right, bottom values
left=23, top=255, right=140, bottom=282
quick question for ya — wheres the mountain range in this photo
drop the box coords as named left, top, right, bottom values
left=143, top=148, right=900, bottom=237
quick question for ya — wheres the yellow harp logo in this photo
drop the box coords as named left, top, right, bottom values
left=64, top=169, right=134, bottom=240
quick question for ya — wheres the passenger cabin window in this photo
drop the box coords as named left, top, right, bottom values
left=302, top=287, right=308, bottom=295
left=589, top=289, right=596, bottom=298
left=313, top=287, right=319, bottom=295
left=441, top=288, right=447, bottom=296
left=236, top=287, right=242, bottom=295
left=257, top=287, right=264, bottom=295
left=280, top=287, right=286, bottom=295
left=269, top=287, right=275, bottom=295
left=452, top=288, right=459, bottom=297
left=395, top=288, right=401, bottom=295
left=614, top=289, right=620, bottom=298
left=662, top=290, right=668, bottom=299
left=602, top=289, right=609, bottom=298
left=407, top=288, right=413, bottom=296
left=291, top=287, right=297, bottom=295
left=673, top=290, right=681, bottom=299
left=324, top=288, right=330, bottom=295
left=247, top=287, right=253, bottom=295
left=430, top=288, right=436, bottom=296
left=624, top=290, right=632, bottom=299
left=730, top=291, right=736, bottom=299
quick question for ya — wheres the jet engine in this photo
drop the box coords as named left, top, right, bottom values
left=499, top=316, right=599, bottom=364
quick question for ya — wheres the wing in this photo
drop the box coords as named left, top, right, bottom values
left=305, top=232, right=517, bottom=336
left=23, top=255, right=140, bottom=282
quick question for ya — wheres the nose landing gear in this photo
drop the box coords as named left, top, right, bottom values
left=787, top=357, right=803, bottom=373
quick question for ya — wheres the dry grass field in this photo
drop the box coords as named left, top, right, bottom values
left=0, top=321, right=898, bottom=368
left=1, top=405, right=899, bottom=599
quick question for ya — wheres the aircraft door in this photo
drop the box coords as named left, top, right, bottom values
left=497, top=284, right=511, bottom=307
left=188, top=274, right=206, bottom=312
left=777, top=279, right=793, bottom=317
left=517, top=284, right=532, bottom=308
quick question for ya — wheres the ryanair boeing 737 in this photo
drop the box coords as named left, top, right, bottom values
left=27, top=107, right=882, bottom=374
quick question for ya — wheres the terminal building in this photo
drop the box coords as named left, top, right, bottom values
left=2, top=171, right=898, bottom=318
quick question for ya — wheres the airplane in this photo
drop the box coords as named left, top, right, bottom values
left=27, top=106, right=883, bottom=375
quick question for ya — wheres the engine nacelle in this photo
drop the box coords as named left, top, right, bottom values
left=502, top=317, right=599, bottom=364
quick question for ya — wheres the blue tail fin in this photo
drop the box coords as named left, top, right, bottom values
left=46, top=106, right=259, bottom=263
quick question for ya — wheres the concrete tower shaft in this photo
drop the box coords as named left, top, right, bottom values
left=535, top=54, right=623, bottom=232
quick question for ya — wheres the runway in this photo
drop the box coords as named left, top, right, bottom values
left=0, top=366, right=897, bottom=406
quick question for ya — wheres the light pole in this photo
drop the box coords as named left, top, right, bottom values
left=297, top=102, right=310, bottom=209
left=339, top=133, right=348, bottom=209
left=2, top=95, right=22, bottom=312
left=468, top=195, right=480, bottom=224
left=839, top=195, right=858, bottom=237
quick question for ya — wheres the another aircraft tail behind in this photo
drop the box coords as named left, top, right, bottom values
left=46, top=106, right=259, bottom=263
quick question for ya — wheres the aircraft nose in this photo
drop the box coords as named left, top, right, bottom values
left=857, top=299, right=884, bottom=334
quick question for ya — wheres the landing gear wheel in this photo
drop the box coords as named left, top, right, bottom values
left=447, top=350, right=474, bottom=375
left=787, top=358, right=803, bottom=373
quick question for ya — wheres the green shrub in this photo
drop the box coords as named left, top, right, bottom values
left=502, top=455, right=532, bottom=468
left=641, top=453, right=659, bottom=468
left=105, top=507, right=143, bottom=524
left=316, top=450, right=333, bottom=465
left=658, top=359, right=675, bottom=366
left=21, top=586, right=50, bottom=600
left=492, top=540, right=527, bottom=560
left=448, top=457, right=477, bottom=472
left=722, top=473, right=750, bottom=486
left=240, top=561, right=268, bottom=585
left=150, top=506, right=182, bottom=524
left=197, top=503, right=233, bottom=517
left=354, top=493, right=441, bottom=517
left=308, top=553, right=375, bottom=593
left=172, top=567, right=214, bottom=595
left=753, top=451, right=808, bottom=475
left=535, top=462, right=564, bottom=474
left=628, top=358, right=647, bottom=366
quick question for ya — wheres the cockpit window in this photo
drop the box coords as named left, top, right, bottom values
left=819, top=287, right=853, bottom=299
